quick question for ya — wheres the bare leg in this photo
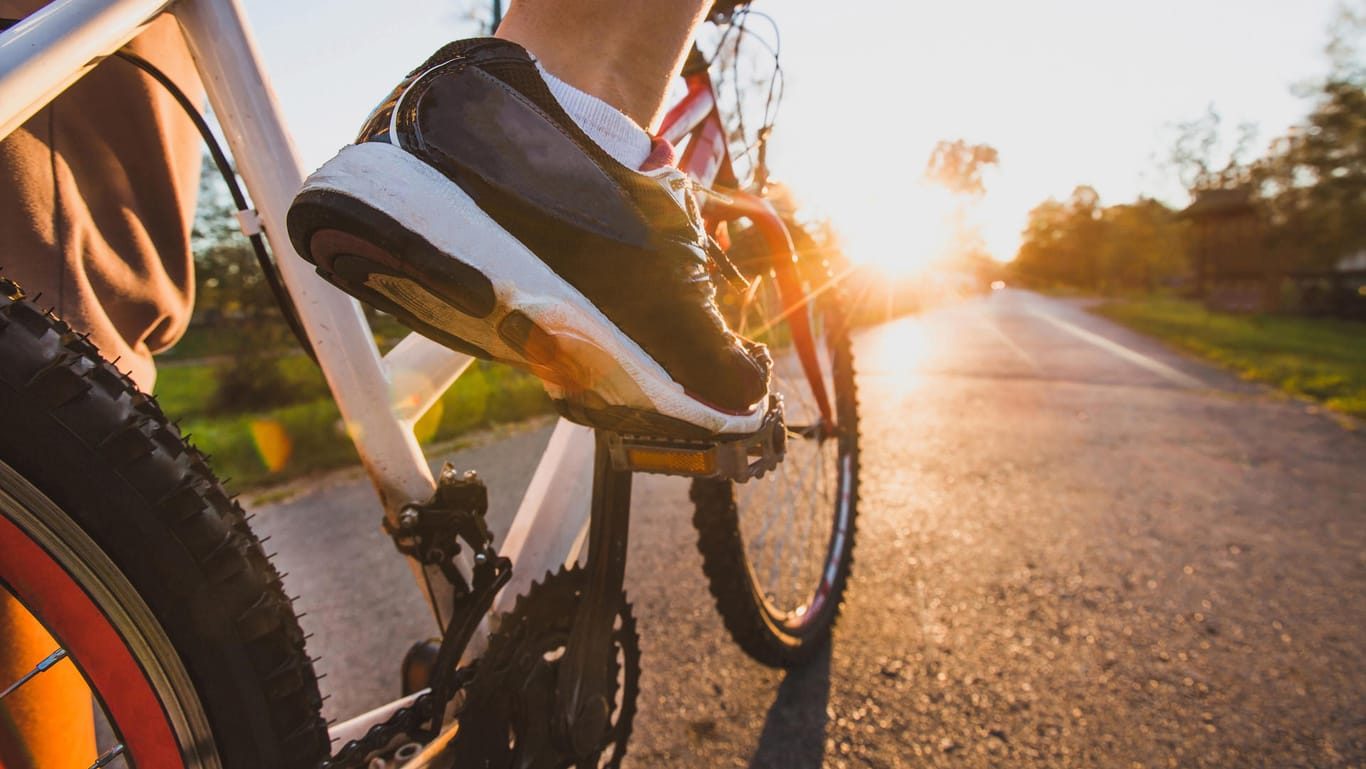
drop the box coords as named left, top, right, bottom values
left=496, top=0, right=711, bottom=130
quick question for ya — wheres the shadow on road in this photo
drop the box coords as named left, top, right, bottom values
left=747, top=642, right=832, bottom=769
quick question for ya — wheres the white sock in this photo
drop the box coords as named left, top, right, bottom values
left=536, top=62, right=652, bottom=169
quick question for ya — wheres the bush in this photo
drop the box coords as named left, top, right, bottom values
left=208, top=324, right=328, bottom=414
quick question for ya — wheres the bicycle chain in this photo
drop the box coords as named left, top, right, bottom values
left=317, top=566, right=640, bottom=768
left=318, top=667, right=473, bottom=769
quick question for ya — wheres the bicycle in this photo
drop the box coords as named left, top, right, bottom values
left=0, top=1, right=860, bottom=766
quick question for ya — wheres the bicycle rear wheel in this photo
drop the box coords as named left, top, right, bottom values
left=0, top=278, right=328, bottom=768
left=692, top=223, right=860, bottom=668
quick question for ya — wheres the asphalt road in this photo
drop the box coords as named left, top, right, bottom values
left=252, top=289, right=1365, bottom=768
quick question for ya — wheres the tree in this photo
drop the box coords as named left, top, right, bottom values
left=190, top=152, right=272, bottom=322
left=923, top=139, right=999, bottom=197
left=1165, top=104, right=1259, bottom=193
left=922, top=139, right=1001, bottom=272
left=1013, top=186, right=1104, bottom=288
left=1253, top=73, right=1366, bottom=269
left=1325, top=1, right=1365, bottom=87
left=1206, top=4, right=1365, bottom=272
left=1014, top=198, right=1071, bottom=285
left=1012, top=187, right=1184, bottom=291
left=1099, top=199, right=1185, bottom=291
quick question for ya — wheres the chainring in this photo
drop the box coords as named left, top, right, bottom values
left=445, top=565, right=640, bottom=769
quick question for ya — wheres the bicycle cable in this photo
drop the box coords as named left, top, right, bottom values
left=702, top=7, right=786, bottom=190
left=0, top=17, right=320, bottom=365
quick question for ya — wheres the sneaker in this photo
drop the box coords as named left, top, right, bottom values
left=287, top=38, right=770, bottom=439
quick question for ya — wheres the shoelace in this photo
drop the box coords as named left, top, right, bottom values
left=656, top=165, right=753, bottom=303
left=704, top=236, right=752, bottom=293
left=670, top=175, right=752, bottom=293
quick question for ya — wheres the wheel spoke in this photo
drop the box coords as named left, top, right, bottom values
left=0, top=647, right=67, bottom=701
left=737, top=298, right=844, bottom=617
left=767, top=496, right=787, bottom=602
left=778, top=456, right=804, bottom=604
left=774, top=363, right=817, bottom=423
left=750, top=424, right=829, bottom=614
left=775, top=360, right=825, bottom=609
left=758, top=463, right=790, bottom=598
left=87, top=743, right=126, bottom=769
left=801, top=440, right=829, bottom=600
left=786, top=448, right=814, bottom=603
left=792, top=442, right=824, bottom=605
left=747, top=477, right=776, bottom=553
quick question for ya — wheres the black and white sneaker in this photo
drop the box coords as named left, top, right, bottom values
left=287, top=38, right=770, bottom=439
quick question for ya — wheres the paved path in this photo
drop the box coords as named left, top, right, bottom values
left=252, top=289, right=1365, bottom=768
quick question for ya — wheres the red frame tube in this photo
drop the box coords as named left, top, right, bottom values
left=707, top=188, right=835, bottom=429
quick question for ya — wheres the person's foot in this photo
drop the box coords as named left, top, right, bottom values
left=287, top=38, right=770, bottom=439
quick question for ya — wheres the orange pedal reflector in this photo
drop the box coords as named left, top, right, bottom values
left=624, top=447, right=716, bottom=476
left=605, top=397, right=787, bottom=483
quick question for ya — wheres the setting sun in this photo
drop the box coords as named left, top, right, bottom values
left=834, top=181, right=959, bottom=279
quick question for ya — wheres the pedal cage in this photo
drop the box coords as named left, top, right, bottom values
left=606, top=397, right=786, bottom=482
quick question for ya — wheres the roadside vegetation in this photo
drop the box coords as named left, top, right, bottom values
left=1010, top=10, right=1362, bottom=298
left=1092, top=296, right=1366, bottom=419
left=1011, top=15, right=1364, bottom=421
left=155, top=346, right=551, bottom=489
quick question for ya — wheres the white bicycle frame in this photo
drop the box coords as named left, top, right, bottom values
left=0, top=0, right=599, bottom=750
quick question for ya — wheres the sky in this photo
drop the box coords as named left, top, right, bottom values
left=242, top=0, right=1350, bottom=273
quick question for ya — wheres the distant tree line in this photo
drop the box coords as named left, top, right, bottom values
left=1013, top=188, right=1186, bottom=292
left=1011, top=8, right=1364, bottom=293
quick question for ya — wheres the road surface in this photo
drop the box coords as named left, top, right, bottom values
left=253, top=289, right=1365, bottom=768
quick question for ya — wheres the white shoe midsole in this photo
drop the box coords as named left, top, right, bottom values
left=299, top=142, right=766, bottom=436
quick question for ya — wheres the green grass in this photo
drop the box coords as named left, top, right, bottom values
left=156, top=357, right=552, bottom=489
left=1091, top=297, right=1366, bottom=419
left=155, top=315, right=412, bottom=361
left=155, top=354, right=327, bottom=418
left=152, top=362, right=219, bottom=417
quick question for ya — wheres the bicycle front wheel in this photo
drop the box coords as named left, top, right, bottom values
left=692, top=224, right=860, bottom=668
left=0, top=278, right=328, bottom=769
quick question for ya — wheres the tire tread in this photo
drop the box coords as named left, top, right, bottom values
left=0, top=276, right=328, bottom=768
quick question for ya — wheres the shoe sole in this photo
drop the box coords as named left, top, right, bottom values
left=287, top=142, right=766, bottom=439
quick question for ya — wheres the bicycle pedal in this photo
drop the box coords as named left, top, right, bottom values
left=605, top=397, right=785, bottom=482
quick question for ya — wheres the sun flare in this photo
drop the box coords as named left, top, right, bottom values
left=837, top=183, right=961, bottom=279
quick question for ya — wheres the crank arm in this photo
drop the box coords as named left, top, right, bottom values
left=554, top=431, right=632, bottom=762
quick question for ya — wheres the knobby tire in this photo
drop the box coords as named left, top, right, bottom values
left=0, top=277, right=329, bottom=768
